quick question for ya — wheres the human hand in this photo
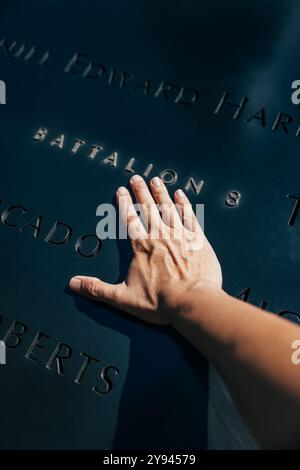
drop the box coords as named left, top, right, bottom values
left=69, top=175, right=222, bottom=325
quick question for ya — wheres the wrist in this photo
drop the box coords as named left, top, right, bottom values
left=169, top=284, right=234, bottom=361
left=163, top=280, right=224, bottom=327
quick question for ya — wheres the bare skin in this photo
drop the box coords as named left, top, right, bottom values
left=70, top=174, right=300, bottom=449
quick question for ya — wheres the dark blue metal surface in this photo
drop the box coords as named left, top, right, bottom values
left=0, top=0, right=299, bottom=450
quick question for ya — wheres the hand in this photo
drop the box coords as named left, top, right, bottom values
left=69, top=175, right=222, bottom=325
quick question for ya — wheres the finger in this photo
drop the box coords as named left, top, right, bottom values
left=150, top=176, right=182, bottom=229
left=174, top=189, right=202, bottom=233
left=69, top=276, right=160, bottom=323
left=116, top=186, right=147, bottom=240
left=129, top=174, right=161, bottom=233
left=69, top=276, right=130, bottom=308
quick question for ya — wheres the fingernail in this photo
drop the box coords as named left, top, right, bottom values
left=69, top=277, right=81, bottom=292
left=130, top=174, right=142, bottom=183
left=117, top=186, right=128, bottom=196
left=152, top=176, right=161, bottom=187
left=176, top=189, right=185, bottom=198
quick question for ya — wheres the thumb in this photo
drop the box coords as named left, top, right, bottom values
left=69, top=276, right=126, bottom=307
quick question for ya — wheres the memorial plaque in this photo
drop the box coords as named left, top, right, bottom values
left=0, top=0, right=299, bottom=450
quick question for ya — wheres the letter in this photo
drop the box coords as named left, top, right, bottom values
left=159, top=169, right=178, bottom=185
left=119, top=71, right=137, bottom=88
left=131, top=78, right=151, bottom=95
left=88, top=144, right=103, bottom=160
left=96, top=204, right=116, bottom=239
left=64, top=52, right=88, bottom=74
left=236, top=286, right=252, bottom=302
left=291, top=339, right=300, bottom=365
left=38, top=50, right=52, bottom=66
left=154, top=80, right=174, bottom=100
left=278, top=310, right=300, bottom=322
left=0, top=37, right=26, bottom=58
left=291, top=80, right=300, bottom=105
left=236, top=287, right=268, bottom=310
left=20, top=215, right=43, bottom=238
left=74, top=352, right=99, bottom=384
left=46, top=342, right=72, bottom=375
left=287, top=194, right=300, bottom=226
left=214, top=91, right=248, bottom=119
left=124, top=160, right=154, bottom=178
left=71, top=139, right=85, bottom=154
left=246, top=108, right=267, bottom=127
left=102, top=152, right=118, bottom=167
left=25, top=332, right=50, bottom=362
left=195, top=203, right=205, bottom=232
left=1, top=205, right=27, bottom=227
left=124, top=157, right=136, bottom=173
left=272, top=112, right=293, bottom=133
left=50, top=134, right=65, bottom=149
left=107, top=67, right=116, bottom=85
left=0, top=80, right=6, bottom=104
left=121, top=457, right=133, bottom=466
left=143, top=163, right=154, bottom=178
left=4, top=320, right=27, bottom=349
left=33, top=127, right=48, bottom=142
left=118, top=205, right=128, bottom=240
left=174, top=86, right=199, bottom=105
left=92, top=366, right=119, bottom=395
left=75, top=234, right=102, bottom=258
left=23, top=45, right=42, bottom=62
left=184, top=177, right=204, bottom=195
left=0, top=37, right=17, bottom=54
left=82, top=61, right=105, bottom=79
left=45, top=221, right=73, bottom=245
left=0, top=340, right=5, bottom=365
left=259, top=300, right=268, bottom=310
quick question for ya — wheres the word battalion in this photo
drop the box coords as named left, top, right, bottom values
left=33, top=127, right=205, bottom=195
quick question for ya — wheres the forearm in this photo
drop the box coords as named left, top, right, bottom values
left=70, top=176, right=299, bottom=448
left=172, top=285, right=300, bottom=448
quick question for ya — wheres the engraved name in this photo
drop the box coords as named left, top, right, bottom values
left=0, top=313, right=119, bottom=396
left=214, top=91, right=300, bottom=139
left=0, top=37, right=198, bottom=105
left=1, top=37, right=299, bottom=143
left=0, top=198, right=102, bottom=258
